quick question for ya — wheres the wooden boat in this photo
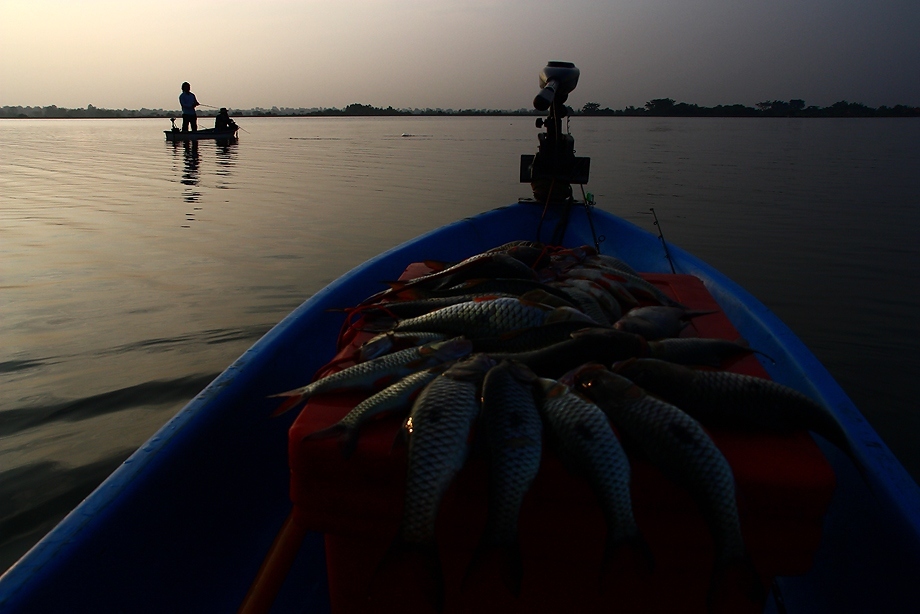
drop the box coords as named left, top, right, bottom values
left=164, top=121, right=239, bottom=142
left=3, top=64, right=919, bottom=613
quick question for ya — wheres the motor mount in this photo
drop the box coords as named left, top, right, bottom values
left=521, top=61, right=590, bottom=202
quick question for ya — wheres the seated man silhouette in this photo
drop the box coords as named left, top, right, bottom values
left=214, top=108, right=237, bottom=131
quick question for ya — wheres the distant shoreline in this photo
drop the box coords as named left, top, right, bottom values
left=2, top=99, right=918, bottom=119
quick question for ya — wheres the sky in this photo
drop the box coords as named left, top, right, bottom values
left=2, top=0, right=918, bottom=111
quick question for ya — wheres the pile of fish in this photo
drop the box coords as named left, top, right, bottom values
left=272, top=241, right=856, bottom=611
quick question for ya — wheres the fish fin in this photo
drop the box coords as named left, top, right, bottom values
left=390, top=419, right=410, bottom=454
left=736, top=337, right=777, bottom=365
left=369, top=538, right=444, bottom=612
left=422, top=259, right=449, bottom=272
left=383, top=280, right=410, bottom=291
left=389, top=286, right=427, bottom=300
left=300, top=423, right=363, bottom=459
left=685, top=309, right=719, bottom=319
left=269, top=394, right=307, bottom=417
left=352, top=317, right=396, bottom=334
left=707, top=554, right=766, bottom=614
left=301, top=423, right=348, bottom=443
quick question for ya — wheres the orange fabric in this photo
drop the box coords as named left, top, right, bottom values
left=287, top=270, right=835, bottom=613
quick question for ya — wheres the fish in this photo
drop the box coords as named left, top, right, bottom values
left=534, top=376, right=650, bottom=584
left=561, top=278, right=624, bottom=322
left=358, top=293, right=515, bottom=321
left=394, top=296, right=595, bottom=338
left=584, top=253, right=641, bottom=277
left=614, top=306, right=714, bottom=340
left=485, top=242, right=551, bottom=269
left=398, top=277, right=577, bottom=307
left=381, top=354, right=497, bottom=610
left=269, top=337, right=473, bottom=415
left=368, top=251, right=540, bottom=304
left=469, top=321, right=609, bottom=354
left=568, top=364, right=764, bottom=609
left=647, top=337, right=769, bottom=368
left=358, top=331, right=448, bottom=362
left=612, top=358, right=864, bottom=474
left=599, top=269, right=683, bottom=308
left=301, top=367, right=441, bottom=458
left=485, top=327, right=647, bottom=379
left=550, top=282, right=611, bottom=325
left=556, top=266, right=640, bottom=312
left=466, top=360, right=543, bottom=596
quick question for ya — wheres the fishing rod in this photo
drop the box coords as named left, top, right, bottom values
left=199, top=103, right=251, bottom=133
left=646, top=207, right=677, bottom=274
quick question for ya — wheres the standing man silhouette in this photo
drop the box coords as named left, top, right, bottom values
left=179, top=82, right=200, bottom=132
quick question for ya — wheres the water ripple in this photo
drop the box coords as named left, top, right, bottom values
left=0, top=374, right=220, bottom=438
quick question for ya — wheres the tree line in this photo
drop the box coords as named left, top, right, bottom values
left=2, top=99, right=917, bottom=119
left=583, top=98, right=920, bottom=117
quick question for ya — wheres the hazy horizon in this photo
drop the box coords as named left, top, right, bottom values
left=3, top=0, right=919, bottom=112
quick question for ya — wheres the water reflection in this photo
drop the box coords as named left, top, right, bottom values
left=180, top=141, right=200, bottom=203
left=168, top=139, right=239, bottom=212
left=214, top=140, right=237, bottom=186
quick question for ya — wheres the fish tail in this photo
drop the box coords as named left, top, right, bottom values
left=301, top=423, right=347, bottom=442
left=339, top=427, right=365, bottom=459
left=812, top=427, right=871, bottom=485
left=707, top=554, right=766, bottom=613
left=268, top=393, right=307, bottom=417
left=733, top=337, right=777, bottom=364
left=301, top=423, right=361, bottom=459
left=388, top=286, right=426, bottom=300
left=353, top=317, right=396, bottom=333
left=685, top=309, right=719, bottom=318
left=422, top=259, right=449, bottom=272
left=369, top=538, right=445, bottom=611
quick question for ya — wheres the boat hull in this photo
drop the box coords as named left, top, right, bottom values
left=1, top=201, right=918, bottom=612
left=164, top=127, right=239, bottom=142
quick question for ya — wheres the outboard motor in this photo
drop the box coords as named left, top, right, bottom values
left=521, top=61, right=590, bottom=204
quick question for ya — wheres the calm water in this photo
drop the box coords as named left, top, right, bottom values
left=1, top=116, right=918, bottom=571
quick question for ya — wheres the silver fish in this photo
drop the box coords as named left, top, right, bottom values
left=614, top=306, right=710, bottom=340
left=379, top=355, right=496, bottom=609
left=394, top=296, right=594, bottom=338
left=485, top=327, right=647, bottom=379
left=376, top=251, right=540, bottom=302
left=399, top=354, right=496, bottom=545
left=584, top=253, right=640, bottom=277
left=599, top=269, right=682, bottom=307
left=613, top=358, right=863, bottom=475
left=270, top=337, right=472, bottom=414
left=559, top=266, right=639, bottom=311
left=550, top=282, right=610, bottom=325
left=360, top=294, right=517, bottom=320
left=302, top=367, right=441, bottom=458
left=436, top=278, right=577, bottom=306
left=563, top=278, right=624, bottom=322
left=468, top=360, right=543, bottom=595
left=470, top=321, right=608, bottom=354
left=569, top=365, right=762, bottom=606
left=358, top=331, right=448, bottom=362
left=647, top=337, right=766, bottom=367
left=534, top=377, right=648, bottom=580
